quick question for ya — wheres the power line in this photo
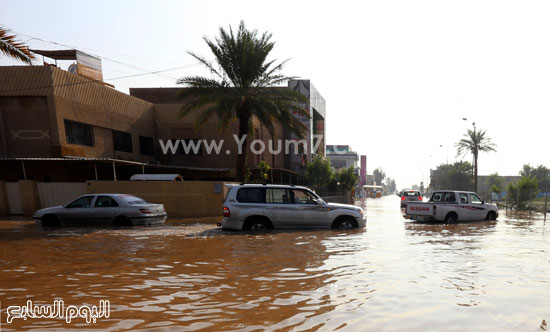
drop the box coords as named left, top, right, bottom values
left=0, top=64, right=196, bottom=94
left=14, top=30, right=188, bottom=80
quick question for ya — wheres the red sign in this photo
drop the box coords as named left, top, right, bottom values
left=410, top=206, right=430, bottom=212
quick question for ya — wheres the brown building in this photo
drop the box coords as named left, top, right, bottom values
left=0, top=52, right=326, bottom=182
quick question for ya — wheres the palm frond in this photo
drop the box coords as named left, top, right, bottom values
left=176, top=21, right=307, bottom=140
left=0, top=27, right=34, bottom=64
left=187, top=51, right=223, bottom=80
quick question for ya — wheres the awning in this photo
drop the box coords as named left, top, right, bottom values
left=130, top=174, right=183, bottom=181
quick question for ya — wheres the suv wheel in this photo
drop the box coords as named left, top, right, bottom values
left=243, top=218, right=270, bottom=231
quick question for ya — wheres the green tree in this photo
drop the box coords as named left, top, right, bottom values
left=336, top=166, right=358, bottom=191
left=506, top=175, right=538, bottom=211
left=373, top=167, right=386, bottom=186
left=0, top=26, right=34, bottom=64
left=456, top=127, right=497, bottom=192
left=487, top=172, right=504, bottom=195
left=177, top=21, right=309, bottom=181
left=257, top=160, right=271, bottom=184
left=305, top=155, right=334, bottom=190
left=384, top=177, right=397, bottom=193
left=430, top=161, right=473, bottom=191
left=519, top=164, right=550, bottom=190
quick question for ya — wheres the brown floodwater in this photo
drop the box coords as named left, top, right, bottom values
left=0, top=196, right=549, bottom=331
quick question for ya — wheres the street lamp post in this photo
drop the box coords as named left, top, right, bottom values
left=463, top=117, right=476, bottom=191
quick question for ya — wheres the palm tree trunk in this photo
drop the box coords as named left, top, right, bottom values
left=235, top=114, right=251, bottom=182
left=474, top=153, right=478, bottom=192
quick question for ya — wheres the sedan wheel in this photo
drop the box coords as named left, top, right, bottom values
left=334, top=218, right=357, bottom=229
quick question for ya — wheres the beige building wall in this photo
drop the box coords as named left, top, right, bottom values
left=154, top=103, right=285, bottom=170
left=0, top=66, right=156, bottom=162
left=1, top=67, right=295, bottom=177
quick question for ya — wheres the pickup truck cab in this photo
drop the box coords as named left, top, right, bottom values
left=405, top=190, right=498, bottom=222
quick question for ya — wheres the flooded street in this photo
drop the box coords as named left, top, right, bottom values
left=1, top=196, right=549, bottom=331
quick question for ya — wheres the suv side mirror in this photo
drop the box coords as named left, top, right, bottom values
left=314, top=198, right=324, bottom=205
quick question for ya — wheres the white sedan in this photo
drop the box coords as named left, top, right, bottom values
left=33, top=194, right=167, bottom=227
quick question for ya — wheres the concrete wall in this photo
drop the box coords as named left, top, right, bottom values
left=86, top=180, right=233, bottom=218
left=0, top=179, right=236, bottom=219
left=0, top=181, right=8, bottom=216
left=18, top=180, right=40, bottom=217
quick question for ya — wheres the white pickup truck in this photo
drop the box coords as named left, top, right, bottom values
left=405, top=190, right=498, bottom=222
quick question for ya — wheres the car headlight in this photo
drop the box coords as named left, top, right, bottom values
left=358, top=209, right=363, bottom=216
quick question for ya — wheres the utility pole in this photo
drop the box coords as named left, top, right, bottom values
left=516, top=188, right=519, bottom=212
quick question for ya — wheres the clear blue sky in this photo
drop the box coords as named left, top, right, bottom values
left=2, top=0, right=550, bottom=188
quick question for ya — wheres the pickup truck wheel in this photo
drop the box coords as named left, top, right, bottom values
left=333, top=217, right=358, bottom=229
left=486, top=211, right=497, bottom=221
left=444, top=213, right=458, bottom=223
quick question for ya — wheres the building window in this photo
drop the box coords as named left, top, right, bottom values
left=65, top=119, right=94, bottom=146
left=112, top=130, right=133, bottom=153
left=176, top=139, right=202, bottom=155
left=139, top=136, right=154, bottom=156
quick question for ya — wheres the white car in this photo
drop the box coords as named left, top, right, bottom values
left=33, top=194, right=167, bottom=227
left=221, top=184, right=366, bottom=230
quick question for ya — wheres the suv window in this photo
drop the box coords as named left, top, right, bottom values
left=292, top=189, right=317, bottom=204
left=236, top=188, right=265, bottom=203
left=470, top=193, right=482, bottom=204
left=66, top=196, right=94, bottom=208
left=266, top=188, right=291, bottom=204
left=404, top=191, right=420, bottom=197
left=459, top=193, right=469, bottom=204
left=94, top=196, right=119, bottom=208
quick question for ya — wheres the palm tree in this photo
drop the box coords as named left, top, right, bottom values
left=456, top=127, right=497, bottom=192
left=177, top=21, right=309, bottom=181
left=0, top=26, right=34, bottom=64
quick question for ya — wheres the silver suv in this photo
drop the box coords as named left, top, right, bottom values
left=221, top=184, right=366, bottom=230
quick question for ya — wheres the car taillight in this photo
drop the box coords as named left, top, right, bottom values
left=139, top=208, right=152, bottom=214
left=223, top=206, right=230, bottom=217
left=401, top=196, right=406, bottom=201
left=419, top=196, right=423, bottom=200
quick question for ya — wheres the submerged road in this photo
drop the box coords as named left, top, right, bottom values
left=0, top=196, right=548, bottom=331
